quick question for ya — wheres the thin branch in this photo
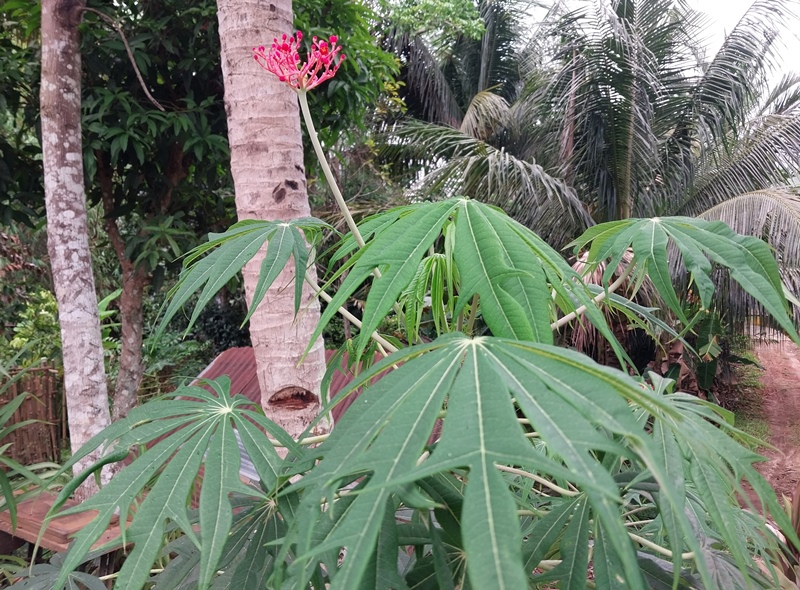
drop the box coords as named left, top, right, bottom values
left=304, top=270, right=399, bottom=354
left=551, top=261, right=636, bottom=330
left=81, top=7, right=165, bottom=112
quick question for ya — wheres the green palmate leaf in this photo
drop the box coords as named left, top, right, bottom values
left=113, top=422, right=214, bottom=590
left=48, top=378, right=284, bottom=590
left=521, top=497, right=581, bottom=571
left=570, top=216, right=800, bottom=342
left=240, top=224, right=292, bottom=325
left=311, top=199, right=461, bottom=358
left=228, top=507, right=282, bottom=588
left=454, top=202, right=552, bottom=343
left=651, top=418, right=686, bottom=585
left=51, top=424, right=204, bottom=590
left=168, top=229, right=272, bottom=335
left=328, top=204, right=420, bottom=267
left=441, top=350, right=530, bottom=589
left=157, top=218, right=326, bottom=339
left=198, top=410, right=251, bottom=590
left=46, top=330, right=792, bottom=589
left=631, top=220, right=688, bottom=324
left=316, top=198, right=620, bottom=360
left=357, top=500, right=410, bottom=590
left=287, top=346, right=465, bottom=589
left=592, top=521, right=629, bottom=590
left=0, top=468, right=16, bottom=529
left=291, top=225, right=310, bottom=313
left=283, top=335, right=731, bottom=589
left=533, top=496, right=590, bottom=589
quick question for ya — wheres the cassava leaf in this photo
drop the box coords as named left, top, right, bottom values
left=571, top=216, right=800, bottom=342
left=157, top=218, right=325, bottom=340
left=454, top=201, right=553, bottom=343
left=240, top=224, right=291, bottom=325
left=309, top=199, right=461, bottom=360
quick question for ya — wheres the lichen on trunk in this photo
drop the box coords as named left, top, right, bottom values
left=41, top=0, right=113, bottom=499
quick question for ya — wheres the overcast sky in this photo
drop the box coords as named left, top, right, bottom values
left=687, top=0, right=800, bottom=76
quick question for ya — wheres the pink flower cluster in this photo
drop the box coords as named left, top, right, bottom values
left=253, top=31, right=345, bottom=91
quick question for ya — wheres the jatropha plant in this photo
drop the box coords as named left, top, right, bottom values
left=27, top=30, right=800, bottom=590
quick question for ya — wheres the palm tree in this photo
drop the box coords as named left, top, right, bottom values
left=215, top=0, right=328, bottom=438
left=386, top=0, right=800, bottom=323
left=383, top=0, right=595, bottom=245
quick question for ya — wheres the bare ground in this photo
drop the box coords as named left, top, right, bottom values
left=751, top=340, right=800, bottom=501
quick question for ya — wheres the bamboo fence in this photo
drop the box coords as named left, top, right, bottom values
left=0, top=366, right=62, bottom=465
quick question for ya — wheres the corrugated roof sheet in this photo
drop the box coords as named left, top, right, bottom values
left=192, top=347, right=383, bottom=423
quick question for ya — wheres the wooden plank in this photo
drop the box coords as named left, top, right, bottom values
left=0, top=493, right=124, bottom=553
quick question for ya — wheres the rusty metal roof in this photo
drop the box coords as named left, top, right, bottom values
left=189, top=347, right=394, bottom=486
left=192, top=347, right=384, bottom=423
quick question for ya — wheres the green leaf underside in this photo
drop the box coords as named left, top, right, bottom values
left=157, top=219, right=325, bottom=339
left=312, top=199, right=461, bottom=359
left=454, top=203, right=553, bottom=343
left=572, top=216, right=800, bottom=343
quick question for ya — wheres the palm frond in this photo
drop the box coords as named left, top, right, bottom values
left=384, top=121, right=592, bottom=246
left=387, top=29, right=464, bottom=126
left=758, top=73, right=800, bottom=116
left=694, top=189, right=800, bottom=331
left=537, top=0, right=702, bottom=221
left=684, top=107, right=800, bottom=212
left=476, top=0, right=521, bottom=97
left=459, top=90, right=511, bottom=140
left=699, top=189, right=800, bottom=272
left=685, top=0, right=795, bottom=141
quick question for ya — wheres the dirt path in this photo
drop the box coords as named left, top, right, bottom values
left=752, top=341, right=800, bottom=500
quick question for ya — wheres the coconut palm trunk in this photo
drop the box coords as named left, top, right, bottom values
left=216, top=0, right=327, bottom=438
left=41, top=0, right=113, bottom=499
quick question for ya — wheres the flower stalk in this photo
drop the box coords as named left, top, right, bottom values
left=297, top=91, right=365, bottom=248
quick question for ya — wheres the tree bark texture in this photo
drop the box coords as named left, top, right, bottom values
left=96, top=155, right=147, bottom=421
left=112, top=265, right=148, bottom=420
left=216, top=0, right=328, bottom=438
left=41, top=0, right=113, bottom=499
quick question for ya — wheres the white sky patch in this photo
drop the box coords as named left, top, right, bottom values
left=687, top=0, right=800, bottom=79
left=536, top=1, right=800, bottom=79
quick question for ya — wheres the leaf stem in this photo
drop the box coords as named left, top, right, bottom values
left=628, top=532, right=695, bottom=560
left=495, top=464, right=578, bottom=497
left=551, top=260, right=636, bottom=330
left=100, top=569, right=164, bottom=581
left=466, top=293, right=480, bottom=335
left=267, top=432, right=330, bottom=447
left=304, top=270, right=398, bottom=353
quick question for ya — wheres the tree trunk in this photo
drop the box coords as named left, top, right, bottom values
left=41, top=0, right=113, bottom=499
left=96, top=154, right=148, bottom=420
left=216, top=0, right=328, bottom=438
left=112, top=265, right=148, bottom=420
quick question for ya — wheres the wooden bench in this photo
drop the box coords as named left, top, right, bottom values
left=0, top=492, right=124, bottom=554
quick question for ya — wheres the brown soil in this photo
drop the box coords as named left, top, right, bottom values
left=751, top=340, right=800, bottom=501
